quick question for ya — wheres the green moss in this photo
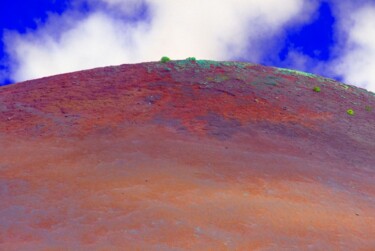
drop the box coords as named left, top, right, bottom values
left=313, top=86, right=321, bottom=92
left=221, top=61, right=250, bottom=69
left=265, top=76, right=278, bottom=86
left=195, top=60, right=222, bottom=69
left=347, top=109, right=355, bottom=116
left=160, top=56, right=171, bottom=63
left=182, top=59, right=253, bottom=70
left=340, top=84, right=350, bottom=90
left=276, top=68, right=315, bottom=78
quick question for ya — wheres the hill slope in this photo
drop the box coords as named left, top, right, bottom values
left=1, top=60, right=374, bottom=249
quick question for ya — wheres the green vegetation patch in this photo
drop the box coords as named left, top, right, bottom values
left=313, top=86, right=321, bottom=92
left=186, top=57, right=196, bottom=61
left=340, top=84, right=350, bottom=90
left=171, top=59, right=252, bottom=72
left=160, top=56, right=171, bottom=63
left=276, top=68, right=316, bottom=78
left=195, top=60, right=223, bottom=69
left=365, top=106, right=373, bottom=112
left=264, top=76, right=278, bottom=86
left=347, top=109, right=355, bottom=116
left=220, top=61, right=250, bottom=69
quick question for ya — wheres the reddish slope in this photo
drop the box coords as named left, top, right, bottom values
left=1, top=60, right=374, bottom=250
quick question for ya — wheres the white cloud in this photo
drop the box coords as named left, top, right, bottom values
left=101, top=0, right=145, bottom=16
left=4, top=12, right=144, bottom=81
left=3, top=0, right=314, bottom=82
left=332, top=4, right=375, bottom=92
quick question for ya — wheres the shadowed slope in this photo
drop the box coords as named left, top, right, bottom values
left=1, top=60, right=374, bottom=250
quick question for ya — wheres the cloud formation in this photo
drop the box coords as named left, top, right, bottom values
left=4, top=0, right=375, bottom=93
left=280, top=0, right=375, bottom=93
left=331, top=2, right=375, bottom=92
left=3, top=0, right=314, bottom=82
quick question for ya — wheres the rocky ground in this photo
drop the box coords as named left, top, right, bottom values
left=1, top=59, right=374, bottom=250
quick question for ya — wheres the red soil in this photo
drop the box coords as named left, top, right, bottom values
left=1, top=60, right=374, bottom=250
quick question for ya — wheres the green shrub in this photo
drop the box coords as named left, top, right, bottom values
left=313, top=86, right=321, bottom=92
left=160, top=56, right=171, bottom=63
left=186, top=57, right=196, bottom=61
left=365, top=106, right=372, bottom=112
left=347, top=109, right=355, bottom=116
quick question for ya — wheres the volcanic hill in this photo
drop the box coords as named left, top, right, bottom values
left=1, top=59, right=374, bottom=250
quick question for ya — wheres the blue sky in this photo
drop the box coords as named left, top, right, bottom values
left=1, top=0, right=375, bottom=92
